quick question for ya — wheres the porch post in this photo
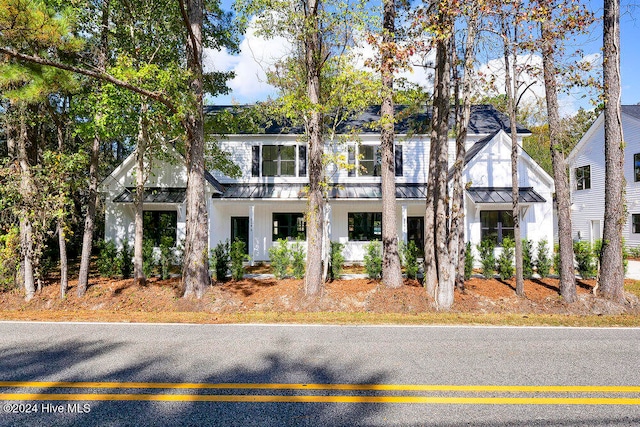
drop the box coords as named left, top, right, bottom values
left=401, top=204, right=408, bottom=244
left=249, top=205, right=255, bottom=266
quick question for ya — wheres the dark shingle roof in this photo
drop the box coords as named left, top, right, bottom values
left=205, top=104, right=530, bottom=136
left=622, top=105, right=640, bottom=121
left=466, top=187, right=546, bottom=204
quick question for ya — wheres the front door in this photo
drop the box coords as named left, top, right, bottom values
left=407, top=216, right=424, bottom=256
left=231, top=216, right=250, bottom=254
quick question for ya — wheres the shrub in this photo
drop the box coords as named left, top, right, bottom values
left=142, top=240, right=156, bottom=277
left=97, top=240, right=120, bottom=278
left=401, top=240, right=419, bottom=280
left=120, top=239, right=133, bottom=279
left=364, top=240, right=382, bottom=280
left=0, top=227, right=20, bottom=290
left=477, top=239, right=496, bottom=279
left=329, top=242, right=345, bottom=280
left=290, top=239, right=306, bottom=279
left=210, top=240, right=230, bottom=281
left=497, top=236, right=515, bottom=280
left=573, top=240, right=597, bottom=279
left=229, top=239, right=248, bottom=281
left=536, top=239, right=551, bottom=278
left=269, top=239, right=290, bottom=279
left=159, top=236, right=175, bottom=280
left=464, top=241, right=474, bottom=281
left=522, top=239, right=534, bottom=279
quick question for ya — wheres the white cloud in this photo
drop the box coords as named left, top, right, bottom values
left=205, top=19, right=292, bottom=104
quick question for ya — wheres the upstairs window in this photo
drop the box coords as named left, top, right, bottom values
left=575, top=165, right=591, bottom=190
left=348, top=145, right=402, bottom=177
left=480, top=210, right=514, bottom=245
left=634, top=154, right=640, bottom=182
left=252, top=145, right=306, bottom=177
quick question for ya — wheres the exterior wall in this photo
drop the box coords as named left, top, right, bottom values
left=568, top=113, right=640, bottom=248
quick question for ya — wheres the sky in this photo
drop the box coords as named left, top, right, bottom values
left=206, top=1, right=640, bottom=115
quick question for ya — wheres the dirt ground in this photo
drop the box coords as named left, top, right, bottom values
left=1, top=272, right=639, bottom=320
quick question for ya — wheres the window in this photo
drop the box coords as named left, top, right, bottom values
left=272, top=213, right=306, bottom=241
left=634, top=154, right=640, bottom=182
left=143, top=211, right=177, bottom=246
left=480, top=210, right=514, bottom=245
left=360, top=145, right=381, bottom=176
left=348, top=212, right=382, bottom=241
left=262, top=145, right=295, bottom=177
left=633, top=215, right=640, bottom=234
left=575, top=165, right=591, bottom=190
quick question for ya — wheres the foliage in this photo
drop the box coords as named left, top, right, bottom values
left=497, top=237, right=515, bottom=280
left=229, top=239, right=248, bottom=281
left=142, top=240, right=156, bottom=277
left=536, top=239, right=552, bottom=278
left=573, top=240, right=597, bottom=279
left=464, top=242, right=474, bottom=281
left=158, top=237, right=175, bottom=280
left=477, top=239, right=496, bottom=279
left=364, top=241, right=383, bottom=280
left=329, top=242, right=345, bottom=281
left=400, top=240, right=419, bottom=280
left=210, top=240, right=230, bottom=282
left=0, top=227, right=20, bottom=290
left=120, top=239, right=133, bottom=279
left=522, top=239, right=534, bottom=279
left=290, top=239, right=306, bottom=279
left=96, top=241, right=121, bottom=278
left=269, top=239, right=290, bottom=280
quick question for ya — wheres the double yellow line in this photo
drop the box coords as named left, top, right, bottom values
left=1, top=381, right=640, bottom=405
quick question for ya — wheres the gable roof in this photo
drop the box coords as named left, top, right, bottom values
left=622, top=105, right=640, bottom=121
left=205, top=104, right=530, bottom=136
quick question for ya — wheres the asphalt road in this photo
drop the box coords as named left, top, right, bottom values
left=0, top=322, right=639, bottom=426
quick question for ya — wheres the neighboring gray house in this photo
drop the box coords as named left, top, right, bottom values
left=567, top=105, right=640, bottom=248
left=100, top=105, right=555, bottom=263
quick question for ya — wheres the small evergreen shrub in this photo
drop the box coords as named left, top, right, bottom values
left=229, top=239, right=248, bottom=281
left=522, top=239, right=534, bottom=279
left=120, top=239, right=133, bottom=279
left=290, top=239, right=306, bottom=279
left=401, top=240, right=419, bottom=280
left=497, top=236, right=515, bottom=280
left=210, top=240, right=230, bottom=281
left=329, top=242, right=345, bottom=280
left=464, top=241, right=474, bottom=280
left=0, top=227, right=19, bottom=290
left=269, top=239, right=290, bottom=279
left=364, top=240, right=382, bottom=280
left=573, top=240, right=597, bottom=279
left=142, top=240, right=156, bottom=277
left=477, top=239, right=496, bottom=279
left=97, top=241, right=120, bottom=278
left=536, top=239, right=551, bottom=278
left=159, top=236, right=174, bottom=280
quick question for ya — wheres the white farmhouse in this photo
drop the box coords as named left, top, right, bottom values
left=567, top=105, right=640, bottom=247
left=100, top=105, right=555, bottom=263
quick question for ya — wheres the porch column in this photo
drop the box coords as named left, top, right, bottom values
left=401, top=204, right=408, bottom=244
left=249, top=205, right=255, bottom=266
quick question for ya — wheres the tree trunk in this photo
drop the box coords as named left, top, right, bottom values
left=540, top=5, right=576, bottom=303
left=503, top=18, right=524, bottom=297
left=380, top=0, right=403, bottom=289
left=133, top=105, right=148, bottom=286
left=181, top=0, right=211, bottom=298
left=598, top=0, right=625, bottom=302
left=303, top=0, right=325, bottom=296
left=58, top=221, right=68, bottom=298
left=77, top=0, right=110, bottom=297
left=17, top=108, right=36, bottom=301
left=451, top=8, right=478, bottom=291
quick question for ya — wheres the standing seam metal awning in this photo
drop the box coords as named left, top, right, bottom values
left=216, top=183, right=428, bottom=199
left=466, top=187, right=546, bottom=204
left=113, top=188, right=187, bottom=203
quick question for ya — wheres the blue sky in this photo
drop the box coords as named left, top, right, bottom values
left=208, top=1, right=640, bottom=111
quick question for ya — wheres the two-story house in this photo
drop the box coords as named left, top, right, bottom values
left=100, top=104, right=556, bottom=263
left=567, top=105, right=640, bottom=247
